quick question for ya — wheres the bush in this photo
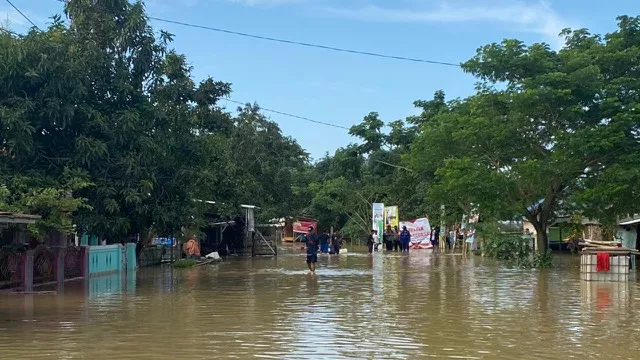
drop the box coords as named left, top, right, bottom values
left=172, top=259, right=197, bottom=268
left=533, top=250, right=553, bottom=268
left=482, top=234, right=552, bottom=269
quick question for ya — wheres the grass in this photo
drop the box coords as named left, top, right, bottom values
left=172, top=259, right=197, bottom=268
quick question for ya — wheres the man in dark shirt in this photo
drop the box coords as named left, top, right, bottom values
left=431, top=227, right=440, bottom=251
left=331, top=234, right=341, bottom=254
left=393, top=226, right=401, bottom=252
left=367, top=230, right=376, bottom=254
left=400, top=226, right=411, bottom=252
left=384, top=225, right=394, bottom=251
left=320, top=232, right=330, bottom=253
left=306, top=226, right=319, bottom=272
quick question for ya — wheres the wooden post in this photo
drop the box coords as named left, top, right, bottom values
left=170, top=236, right=174, bottom=263
left=274, top=228, right=278, bottom=257
left=54, top=248, right=65, bottom=291
left=80, top=246, right=90, bottom=279
left=22, top=250, right=34, bottom=292
left=462, top=232, right=468, bottom=256
left=439, top=205, right=446, bottom=252
left=330, top=226, right=334, bottom=253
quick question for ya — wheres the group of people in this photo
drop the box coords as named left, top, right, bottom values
left=367, top=225, right=411, bottom=253
left=303, top=226, right=343, bottom=272
left=304, top=224, right=415, bottom=273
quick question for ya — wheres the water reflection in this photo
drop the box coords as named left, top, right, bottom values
left=0, top=251, right=639, bottom=359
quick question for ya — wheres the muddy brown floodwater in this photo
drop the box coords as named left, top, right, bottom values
left=1, top=245, right=640, bottom=359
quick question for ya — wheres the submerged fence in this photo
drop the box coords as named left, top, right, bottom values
left=0, top=243, right=136, bottom=292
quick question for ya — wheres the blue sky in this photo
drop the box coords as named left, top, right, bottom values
left=2, top=0, right=638, bottom=160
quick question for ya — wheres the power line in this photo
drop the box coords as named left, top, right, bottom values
left=46, top=1, right=380, bottom=132
left=51, top=0, right=460, bottom=66
left=15, top=0, right=351, bottom=133
left=224, top=99, right=351, bottom=130
left=5, top=0, right=40, bottom=30
left=149, top=16, right=461, bottom=67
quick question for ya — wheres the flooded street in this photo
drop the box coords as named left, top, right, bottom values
left=1, top=247, right=640, bottom=359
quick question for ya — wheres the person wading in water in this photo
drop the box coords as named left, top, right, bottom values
left=367, top=230, right=376, bottom=254
left=393, top=226, right=401, bottom=252
left=400, top=226, right=411, bottom=252
left=306, top=226, right=319, bottom=272
left=384, top=225, right=394, bottom=251
left=330, top=233, right=341, bottom=254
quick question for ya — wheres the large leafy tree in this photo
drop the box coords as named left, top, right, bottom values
left=216, top=103, right=308, bottom=221
left=1, top=0, right=308, bottom=242
left=310, top=16, right=640, bottom=251
left=410, top=17, right=640, bottom=251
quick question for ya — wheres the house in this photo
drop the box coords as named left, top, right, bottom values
left=616, top=216, right=640, bottom=249
left=523, top=217, right=602, bottom=251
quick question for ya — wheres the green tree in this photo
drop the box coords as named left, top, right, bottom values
left=1, top=0, right=308, bottom=243
left=216, top=103, right=308, bottom=221
left=410, top=17, right=640, bottom=251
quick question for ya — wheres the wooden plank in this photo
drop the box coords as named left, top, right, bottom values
left=582, top=248, right=640, bottom=255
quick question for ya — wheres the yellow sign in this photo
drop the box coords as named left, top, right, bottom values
left=384, top=206, right=399, bottom=228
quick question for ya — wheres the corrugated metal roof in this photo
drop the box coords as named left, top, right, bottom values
left=619, top=217, right=640, bottom=226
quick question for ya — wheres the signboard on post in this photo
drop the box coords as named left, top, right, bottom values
left=400, top=217, right=432, bottom=249
left=292, top=220, right=318, bottom=234
left=384, top=206, right=399, bottom=229
left=372, top=203, right=384, bottom=240
left=151, top=237, right=175, bottom=246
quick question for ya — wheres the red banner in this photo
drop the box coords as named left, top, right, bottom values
left=293, top=220, right=318, bottom=234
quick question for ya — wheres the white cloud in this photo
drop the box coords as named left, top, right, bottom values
left=0, top=7, right=48, bottom=32
left=321, top=1, right=572, bottom=48
left=0, top=9, right=28, bottom=28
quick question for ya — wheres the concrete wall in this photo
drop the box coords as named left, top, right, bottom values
left=87, top=245, right=122, bottom=276
left=3, top=243, right=139, bottom=292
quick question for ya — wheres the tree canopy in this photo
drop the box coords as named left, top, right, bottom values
left=301, top=16, right=640, bottom=249
left=1, top=2, right=638, bottom=251
left=0, top=0, right=307, bottom=242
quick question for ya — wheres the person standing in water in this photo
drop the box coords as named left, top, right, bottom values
left=384, top=225, right=394, bottom=251
left=320, top=231, right=330, bottom=253
left=331, top=233, right=341, bottom=254
left=400, top=226, right=411, bottom=252
left=393, top=226, right=401, bottom=252
left=367, top=230, right=376, bottom=254
left=446, top=227, right=454, bottom=251
left=372, top=229, right=380, bottom=252
left=306, top=226, right=319, bottom=272
left=431, top=226, right=440, bottom=251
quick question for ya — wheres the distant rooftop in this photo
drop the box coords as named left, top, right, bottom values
left=0, top=212, right=41, bottom=225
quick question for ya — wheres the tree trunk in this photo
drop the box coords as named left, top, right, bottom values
left=534, top=225, right=549, bottom=252
left=526, top=214, right=549, bottom=252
